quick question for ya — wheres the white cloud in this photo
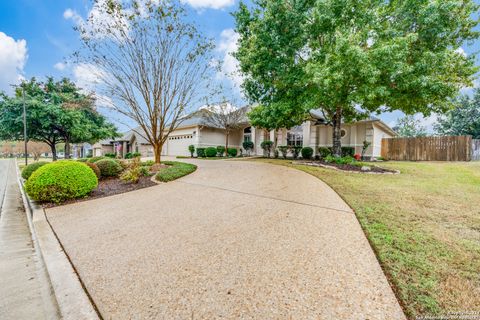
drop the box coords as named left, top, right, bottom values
left=54, top=62, right=67, bottom=71
left=73, top=63, right=105, bottom=91
left=63, top=8, right=83, bottom=25
left=216, top=29, right=242, bottom=89
left=0, top=32, right=28, bottom=93
left=181, top=0, right=234, bottom=10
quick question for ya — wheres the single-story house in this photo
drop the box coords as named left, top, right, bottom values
left=93, top=109, right=396, bottom=158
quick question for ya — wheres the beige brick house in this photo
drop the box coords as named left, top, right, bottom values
left=93, top=109, right=396, bottom=158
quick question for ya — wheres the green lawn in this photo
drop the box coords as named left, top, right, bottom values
left=250, top=159, right=480, bottom=319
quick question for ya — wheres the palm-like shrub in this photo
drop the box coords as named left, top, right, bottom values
left=25, top=161, right=98, bottom=203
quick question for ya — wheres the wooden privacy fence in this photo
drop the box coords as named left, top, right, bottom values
left=381, top=136, right=473, bottom=161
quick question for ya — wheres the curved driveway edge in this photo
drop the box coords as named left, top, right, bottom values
left=46, top=158, right=406, bottom=319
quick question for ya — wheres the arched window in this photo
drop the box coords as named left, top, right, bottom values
left=243, top=127, right=252, bottom=142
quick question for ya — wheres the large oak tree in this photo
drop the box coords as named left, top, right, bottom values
left=234, top=0, right=479, bottom=156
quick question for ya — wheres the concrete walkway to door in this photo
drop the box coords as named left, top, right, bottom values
left=46, top=158, right=405, bottom=319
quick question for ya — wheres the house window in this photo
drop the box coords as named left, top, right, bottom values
left=287, top=126, right=303, bottom=147
left=243, top=127, right=252, bottom=142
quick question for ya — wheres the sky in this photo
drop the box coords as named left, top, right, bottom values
left=0, top=0, right=479, bottom=132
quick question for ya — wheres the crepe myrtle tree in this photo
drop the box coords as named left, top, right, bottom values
left=234, top=0, right=479, bottom=156
left=74, top=0, right=214, bottom=164
left=203, top=102, right=248, bottom=156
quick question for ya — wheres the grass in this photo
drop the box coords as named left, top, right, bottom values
left=249, top=158, right=480, bottom=319
left=155, top=161, right=197, bottom=182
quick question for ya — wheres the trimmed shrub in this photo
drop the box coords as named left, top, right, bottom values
left=96, top=159, right=123, bottom=178
left=227, top=148, right=238, bottom=157
left=115, top=159, right=129, bottom=170
left=205, top=147, right=217, bottom=157
left=140, top=166, right=152, bottom=177
left=318, top=147, right=331, bottom=159
left=87, top=156, right=105, bottom=163
left=25, top=161, right=98, bottom=203
left=156, top=161, right=197, bottom=182
left=278, top=146, right=289, bottom=159
left=216, top=146, right=226, bottom=157
left=242, top=141, right=254, bottom=151
left=104, top=153, right=116, bottom=158
left=260, top=140, right=273, bottom=157
left=196, top=148, right=206, bottom=158
left=85, top=162, right=101, bottom=179
left=188, top=145, right=195, bottom=157
left=132, top=152, right=141, bottom=158
left=21, top=161, right=48, bottom=180
left=124, top=152, right=133, bottom=159
left=341, top=147, right=355, bottom=157
left=301, top=147, right=314, bottom=159
left=77, top=158, right=88, bottom=163
left=291, top=146, right=302, bottom=159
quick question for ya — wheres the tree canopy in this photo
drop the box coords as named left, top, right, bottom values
left=234, top=0, right=479, bottom=155
left=393, top=115, right=427, bottom=137
left=0, top=78, right=118, bottom=160
left=435, top=89, right=480, bottom=139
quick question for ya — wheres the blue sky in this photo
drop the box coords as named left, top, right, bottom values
left=0, top=0, right=479, bottom=131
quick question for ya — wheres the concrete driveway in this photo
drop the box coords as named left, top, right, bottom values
left=46, top=158, right=405, bottom=319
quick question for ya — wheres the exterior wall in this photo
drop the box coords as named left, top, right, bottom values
left=372, top=123, right=394, bottom=157
left=138, top=144, right=154, bottom=157
left=197, top=127, right=243, bottom=150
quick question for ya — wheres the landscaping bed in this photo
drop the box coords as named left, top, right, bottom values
left=43, top=175, right=156, bottom=208
left=294, top=160, right=398, bottom=174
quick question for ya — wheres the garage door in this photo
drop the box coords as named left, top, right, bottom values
left=164, top=134, right=194, bottom=156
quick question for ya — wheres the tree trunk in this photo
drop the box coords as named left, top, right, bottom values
left=154, top=143, right=162, bottom=164
left=50, top=143, right=57, bottom=161
left=225, top=131, right=229, bottom=157
left=273, top=129, right=278, bottom=157
left=332, top=107, right=343, bottom=157
left=65, top=140, right=71, bottom=159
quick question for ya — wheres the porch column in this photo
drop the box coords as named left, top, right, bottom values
left=251, top=127, right=256, bottom=154
left=303, top=121, right=311, bottom=148
left=123, top=141, right=127, bottom=158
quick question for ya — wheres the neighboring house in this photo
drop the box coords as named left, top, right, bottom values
left=93, top=109, right=396, bottom=158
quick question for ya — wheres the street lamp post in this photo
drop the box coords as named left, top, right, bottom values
left=22, top=87, right=27, bottom=166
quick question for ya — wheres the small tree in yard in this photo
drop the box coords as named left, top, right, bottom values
left=234, top=0, right=479, bottom=157
left=203, top=102, right=247, bottom=156
left=75, top=0, right=213, bottom=164
left=435, top=89, right=480, bottom=139
left=188, top=145, right=195, bottom=158
left=393, top=116, right=428, bottom=138
left=28, top=142, right=50, bottom=161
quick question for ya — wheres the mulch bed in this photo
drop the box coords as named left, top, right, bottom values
left=43, top=175, right=157, bottom=208
left=293, top=160, right=399, bottom=174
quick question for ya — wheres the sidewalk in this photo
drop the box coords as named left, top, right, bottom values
left=0, top=159, right=59, bottom=319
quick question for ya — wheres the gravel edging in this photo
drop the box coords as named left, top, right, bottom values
left=16, top=169, right=100, bottom=320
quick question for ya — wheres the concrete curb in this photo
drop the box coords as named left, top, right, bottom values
left=16, top=165, right=100, bottom=320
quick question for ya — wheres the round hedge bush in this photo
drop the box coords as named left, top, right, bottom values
left=85, top=162, right=101, bottom=179
left=227, top=148, right=238, bottom=157
left=205, top=147, right=217, bottom=157
left=21, top=161, right=49, bottom=180
left=96, top=159, right=123, bottom=177
left=25, top=161, right=98, bottom=203
left=301, top=147, right=314, bottom=159
left=87, top=156, right=105, bottom=163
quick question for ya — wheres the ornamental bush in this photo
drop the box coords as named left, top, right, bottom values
left=124, top=152, right=133, bottom=159
left=318, top=147, right=331, bottom=159
left=242, top=141, right=254, bottom=151
left=205, top=147, right=217, bottom=157
left=95, top=159, right=123, bottom=178
left=85, top=162, right=101, bottom=179
left=188, top=145, right=195, bottom=157
left=216, top=146, right=226, bottom=156
left=301, top=147, right=314, bottom=159
left=196, top=148, right=206, bottom=158
left=227, top=148, right=238, bottom=157
left=21, top=161, right=49, bottom=180
left=25, top=161, right=98, bottom=203
left=291, top=146, right=302, bottom=159
left=260, top=140, right=273, bottom=157
left=277, top=146, right=289, bottom=159
left=341, top=147, right=355, bottom=157
left=104, top=153, right=116, bottom=158
left=77, top=158, right=88, bottom=163
left=132, top=152, right=141, bottom=158
left=87, top=156, right=105, bottom=163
